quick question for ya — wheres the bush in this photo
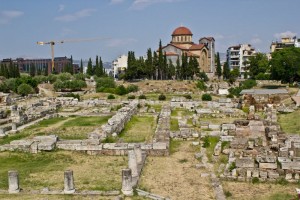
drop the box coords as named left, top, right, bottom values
left=64, top=93, right=80, bottom=100
left=138, top=94, right=146, bottom=99
left=226, top=94, right=234, bottom=98
left=107, top=94, right=115, bottom=99
left=255, top=73, right=270, bottom=80
left=241, top=79, right=257, bottom=89
left=115, top=85, right=127, bottom=95
left=198, top=71, right=209, bottom=82
left=95, top=77, right=116, bottom=89
left=202, top=93, right=212, bottom=101
left=252, top=177, right=259, bottom=184
left=196, top=80, right=207, bottom=91
left=202, top=136, right=210, bottom=148
left=242, top=106, right=249, bottom=113
left=127, top=95, right=135, bottom=100
left=127, top=84, right=139, bottom=93
left=158, top=94, right=166, bottom=101
left=229, top=162, right=236, bottom=172
left=224, top=191, right=232, bottom=198
left=17, top=83, right=33, bottom=96
left=184, top=94, right=192, bottom=99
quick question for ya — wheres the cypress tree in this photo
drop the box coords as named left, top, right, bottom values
left=86, top=58, right=93, bottom=76
left=30, top=63, right=36, bottom=77
left=80, top=59, right=83, bottom=73
left=223, top=61, right=230, bottom=80
left=158, top=40, right=164, bottom=80
left=94, top=55, right=101, bottom=77
left=216, top=52, right=222, bottom=79
left=100, top=57, right=104, bottom=76
left=176, top=58, right=180, bottom=80
left=153, top=51, right=158, bottom=80
left=145, top=48, right=153, bottom=79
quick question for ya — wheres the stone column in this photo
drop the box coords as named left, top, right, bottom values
left=128, top=150, right=138, bottom=178
left=64, top=170, right=75, bottom=194
left=8, top=171, right=20, bottom=193
left=121, top=168, right=133, bottom=196
left=0, top=128, right=5, bottom=136
left=11, top=123, right=17, bottom=132
left=134, top=145, right=143, bottom=165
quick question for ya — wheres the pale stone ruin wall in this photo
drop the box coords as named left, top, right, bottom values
left=220, top=106, right=300, bottom=183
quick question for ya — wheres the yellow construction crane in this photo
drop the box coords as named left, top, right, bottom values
left=36, top=37, right=109, bottom=72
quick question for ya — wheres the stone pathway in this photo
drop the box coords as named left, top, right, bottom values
left=200, top=147, right=226, bottom=200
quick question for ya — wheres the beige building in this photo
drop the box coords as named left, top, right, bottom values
left=270, top=37, right=299, bottom=52
left=161, top=26, right=215, bottom=74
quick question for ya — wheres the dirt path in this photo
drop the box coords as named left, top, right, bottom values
left=139, top=141, right=215, bottom=200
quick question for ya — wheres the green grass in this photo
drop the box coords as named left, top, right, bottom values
left=0, top=151, right=71, bottom=189
left=119, top=115, right=156, bottom=143
left=278, top=109, right=300, bottom=134
left=0, top=132, right=31, bottom=145
left=203, top=136, right=219, bottom=162
left=150, top=104, right=162, bottom=113
left=169, top=139, right=182, bottom=154
left=38, top=117, right=67, bottom=127
left=267, top=193, right=295, bottom=200
left=170, top=118, right=179, bottom=131
left=62, top=116, right=111, bottom=127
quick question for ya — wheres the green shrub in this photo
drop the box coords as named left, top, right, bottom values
left=115, top=85, right=127, bottom=95
left=224, top=191, right=232, bottom=198
left=127, top=95, right=135, bottom=100
left=17, top=83, right=33, bottom=96
left=255, top=73, right=270, bottom=80
left=201, top=93, right=212, bottom=101
left=276, top=177, right=288, bottom=185
left=107, top=94, right=115, bottom=99
left=252, top=177, right=259, bottom=184
left=226, top=94, right=234, bottom=98
left=64, top=93, right=80, bottom=100
left=241, top=79, right=257, bottom=89
left=127, top=84, right=139, bottom=93
left=138, top=94, right=146, bottom=99
left=158, top=94, right=166, bottom=101
left=202, top=136, right=210, bottom=148
left=228, top=86, right=243, bottom=97
left=229, top=162, right=236, bottom=172
left=196, top=80, right=207, bottom=90
left=184, top=94, right=192, bottom=99
left=242, top=106, right=250, bottom=113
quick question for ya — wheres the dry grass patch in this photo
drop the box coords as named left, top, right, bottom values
left=139, top=141, right=214, bottom=200
left=0, top=151, right=127, bottom=191
left=222, top=181, right=297, bottom=200
left=0, top=194, right=116, bottom=200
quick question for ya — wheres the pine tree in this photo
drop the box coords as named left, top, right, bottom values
left=216, top=52, right=222, bottom=79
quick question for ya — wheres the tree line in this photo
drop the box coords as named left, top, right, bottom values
left=124, top=40, right=204, bottom=81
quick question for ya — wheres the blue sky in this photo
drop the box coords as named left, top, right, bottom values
left=0, top=0, right=299, bottom=62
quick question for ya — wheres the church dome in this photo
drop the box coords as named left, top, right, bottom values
left=172, top=26, right=193, bottom=36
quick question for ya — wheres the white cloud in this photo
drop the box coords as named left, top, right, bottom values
left=274, top=31, right=296, bottom=39
left=130, top=0, right=181, bottom=10
left=250, top=37, right=262, bottom=45
left=0, top=10, right=24, bottom=24
left=106, top=38, right=137, bottom=47
left=110, top=0, right=125, bottom=4
left=55, top=9, right=96, bottom=22
left=58, top=4, right=65, bottom=12
left=214, top=34, right=225, bottom=40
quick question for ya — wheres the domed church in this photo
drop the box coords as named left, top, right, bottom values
left=161, top=26, right=215, bottom=74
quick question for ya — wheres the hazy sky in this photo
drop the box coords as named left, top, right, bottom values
left=0, top=0, right=299, bottom=62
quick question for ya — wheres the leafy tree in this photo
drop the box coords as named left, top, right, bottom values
left=270, top=47, right=300, bottom=83
left=246, top=53, right=269, bottom=79
left=115, top=85, right=127, bottom=95
left=216, top=52, right=222, bottom=78
left=228, top=68, right=240, bottom=83
left=17, top=83, right=33, bottom=96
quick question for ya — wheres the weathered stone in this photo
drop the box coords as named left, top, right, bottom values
left=259, top=163, right=277, bottom=170
left=128, top=150, right=138, bottom=178
left=252, top=170, right=259, bottom=178
left=64, top=170, right=75, bottom=194
left=259, top=171, right=268, bottom=178
left=268, top=171, right=279, bottom=179
left=152, top=142, right=167, bottom=150
left=285, top=173, right=292, bottom=180
left=134, top=145, right=143, bottom=165
left=8, top=171, right=19, bottom=193
left=214, top=142, right=222, bottom=156
left=246, top=170, right=252, bottom=178
left=236, top=158, right=254, bottom=168
left=121, top=169, right=133, bottom=196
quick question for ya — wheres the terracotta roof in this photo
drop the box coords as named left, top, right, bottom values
left=165, top=52, right=179, bottom=56
left=185, top=52, right=199, bottom=57
left=172, top=26, right=193, bottom=36
left=189, top=44, right=205, bottom=50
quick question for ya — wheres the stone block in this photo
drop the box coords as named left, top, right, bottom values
left=236, top=158, right=254, bottom=168
left=259, top=171, right=268, bottom=178
left=259, top=163, right=277, bottom=170
left=141, top=144, right=153, bottom=150
left=81, top=139, right=100, bottom=146
left=268, top=171, right=279, bottom=179
left=252, top=170, right=259, bottom=178
left=38, top=141, right=56, bottom=151
left=246, top=170, right=252, bottom=178
left=153, top=142, right=167, bottom=150
left=285, top=173, right=293, bottom=180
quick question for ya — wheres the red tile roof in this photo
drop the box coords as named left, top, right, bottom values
left=189, top=44, right=205, bottom=50
left=172, top=26, right=193, bottom=36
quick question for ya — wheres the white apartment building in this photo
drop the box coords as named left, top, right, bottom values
left=227, top=44, right=256, bottom=77
left=112, top=55, right=128, bottom=79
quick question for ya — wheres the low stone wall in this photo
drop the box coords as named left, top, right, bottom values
left=101, top=100, right=138, bottom=136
